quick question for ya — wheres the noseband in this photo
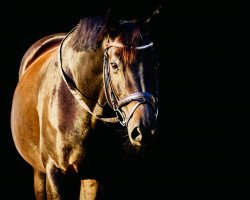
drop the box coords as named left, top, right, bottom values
left=59, top=27, right=158, bottom=126
left=103, top=42, right=158, bottom=126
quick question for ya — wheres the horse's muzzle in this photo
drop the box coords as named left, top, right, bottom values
left=127, top=103, right=158, bottom=148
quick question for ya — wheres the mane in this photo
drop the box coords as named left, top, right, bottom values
left=69, top=16, right=106, bottom=52
left=116, top=20, right=144, bottom=65
left=69, top=17, right=147, bottom=65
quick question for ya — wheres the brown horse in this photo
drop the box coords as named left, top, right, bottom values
left=11, top=12, right=159, bottom=199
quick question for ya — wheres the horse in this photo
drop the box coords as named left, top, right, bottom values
left=10, top=11, right=159, bottom=199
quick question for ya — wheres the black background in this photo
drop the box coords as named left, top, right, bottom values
left=1, top=0, right=247, bottom=199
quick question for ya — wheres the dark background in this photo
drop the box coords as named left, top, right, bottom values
left=1, top=0, right=247, bottom=199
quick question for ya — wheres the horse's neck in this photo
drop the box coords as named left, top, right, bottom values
left=61, top=40, right=106, bottom=111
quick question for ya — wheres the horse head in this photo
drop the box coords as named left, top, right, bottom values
left=104, top=12, right=159, bottom=149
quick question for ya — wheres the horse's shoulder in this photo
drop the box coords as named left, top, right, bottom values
left=19, top=33, right=66, bottom=79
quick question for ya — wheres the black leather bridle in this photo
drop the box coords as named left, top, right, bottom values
left=103, top=42, right=158, bottom=126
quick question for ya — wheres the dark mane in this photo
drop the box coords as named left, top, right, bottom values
left=69, top=17, right=106, bottom=52
left=116, top=20, right=144, bottom=65
left=69, top=17, right=148, bottom=65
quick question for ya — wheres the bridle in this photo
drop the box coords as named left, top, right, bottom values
left=103, top=42, right=158, bottom=126
left=58, top=27, right=158, bottom=127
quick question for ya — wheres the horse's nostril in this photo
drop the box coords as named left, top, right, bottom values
left=131, top=127, right=142, bottom=143
left=130, top=127, right=155, bottom=146
left=151, top=128, right=158, bottom=136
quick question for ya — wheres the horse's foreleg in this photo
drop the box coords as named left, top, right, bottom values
left=45, top=163, right=80, bottom=200
left=80, top=179, right=105, bottom=200
left=34, top=169, right=46, bottom=200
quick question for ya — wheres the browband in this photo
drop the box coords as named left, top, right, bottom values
left=106, top=42, right=154, bottom=50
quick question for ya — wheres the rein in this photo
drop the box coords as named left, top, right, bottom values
left=58, top=27, right=158, bottom=126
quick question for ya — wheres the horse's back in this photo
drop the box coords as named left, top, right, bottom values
left=19, top=33, right=66, bottom=79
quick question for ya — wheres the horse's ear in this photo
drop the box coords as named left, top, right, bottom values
left=143, top=4, right=164, bottom=34
left=105, top=9, right=120, bottom=38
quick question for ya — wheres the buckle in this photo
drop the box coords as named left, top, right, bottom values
left=115, top=109, right=126, bottom=126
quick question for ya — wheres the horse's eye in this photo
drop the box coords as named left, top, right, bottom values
left=110, top=62, right=119, bottom=72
